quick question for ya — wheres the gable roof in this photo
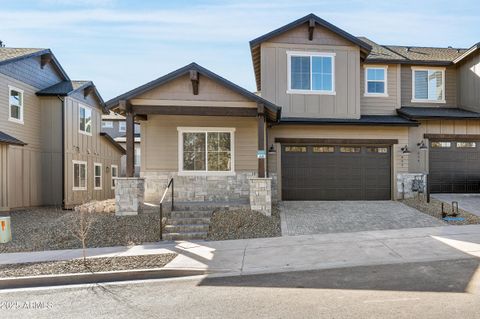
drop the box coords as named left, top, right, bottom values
left=106, top=62, right=281, bottom=121
left=0, top=47, right=69, bottom=80
left=37, top=80, right=108, bottom=114
left=453, top=42, right=480, bottom=64
left=360, top=37, right=469, bottom=65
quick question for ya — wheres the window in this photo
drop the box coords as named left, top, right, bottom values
left=412, top=67, right=445, bottom=103
left=9, top=86, right=24, bottom=123
left=340, top=147, right=361, bottom=153
left=287, top=52, right=335, bottom=94
left=135, top=148, right=141, bottom=167
left=431, top=142, right=451, bottom=148
left=365, top=67, right=387, bottom=96
left=367, top=147, right=388, bottom=153
left=178, top=128, right=234, bottom=175
left=73, top=161, right=87, bottom=191
left=94, top=163, right=102, bottom=190
left=79, top=105, right=92, bottom=135
left=457, top=142, right=476, bottom=148
left=313, top=146, right=334, bottom=153
left=111, top=165, right=118, bottom=189
left=102, top=121, right=113, bottom=128
left=119, top=121, right=126, bottom=132
left=285, top=146, right=307, bottom=153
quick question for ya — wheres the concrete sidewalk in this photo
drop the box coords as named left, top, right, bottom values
left=1, top=225, right=480, bottom=276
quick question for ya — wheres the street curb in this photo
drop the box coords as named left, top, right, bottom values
left=0, top=268, right=207, bottom=290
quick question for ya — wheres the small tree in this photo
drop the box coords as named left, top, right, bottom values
left=68, top=204, right=94, bottom=265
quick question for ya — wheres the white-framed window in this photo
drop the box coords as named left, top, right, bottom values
left=94, top=163, right=102, bottom=190
left=135, top=147, right=141, bottom=167
left=364, top=66, right=388, bottom=96
left=102, top=121, right=113, bottom=128
left=119, top=121, right=126, bottom=132
left=111, top=165, right=118, bottom=189
left=287, top=51, right=335, bottom=95
left=177, top=127, right=235, bottom=176
left=8, top=86, right=24, bottom=124
left=73, top=160, right=87, bottom=191
left=411, top=67, right=446, bottom=103
left=79, top=104, right=92, bottom=135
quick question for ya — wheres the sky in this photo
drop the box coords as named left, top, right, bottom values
left=1, top=0, right=479, bottom=100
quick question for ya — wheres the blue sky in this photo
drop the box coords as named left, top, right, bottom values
left=1, top=0, right=479, bottom=100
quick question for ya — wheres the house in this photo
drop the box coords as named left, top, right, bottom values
left=106, top=14, right=480, bottom=209
left=0, top=48, right=124, bottom=211
left=101, top=111, right=141, bottom=177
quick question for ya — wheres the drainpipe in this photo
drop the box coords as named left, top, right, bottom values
left=57, top=95, right=65, bottom=209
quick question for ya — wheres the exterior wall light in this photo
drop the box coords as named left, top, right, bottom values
left=417, top=140, right=428, bottom=150
left=401, top=145, right=411, bottom=154
left=268, top=144, right=276, bottom=153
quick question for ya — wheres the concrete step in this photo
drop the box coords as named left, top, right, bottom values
left=163, top=232, right=208, bottom=241
left=174, top=201, right=248, bottom=211
left=167, top=217, right=211, bottom=225
left=170, top=210, right=213, bottom=219
left=165, top=224, right=210, bottom=233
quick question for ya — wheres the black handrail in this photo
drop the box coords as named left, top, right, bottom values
left=159, top=178, right=174, bottom=240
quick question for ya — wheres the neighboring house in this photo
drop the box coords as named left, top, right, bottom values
left=106, top=13, right=480, bottom=203
left=0, top=48, right=124, bottom=211
left=101, top=111, right=141, bottom=176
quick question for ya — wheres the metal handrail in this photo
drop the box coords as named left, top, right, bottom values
left=159, top=178, right=174, bottom=240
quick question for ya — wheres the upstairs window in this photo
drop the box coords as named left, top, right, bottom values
left=365, top=67, right=387, bottom=96
left=412, top=67, right=445, bottom=103
left=79, top=104, right=92, bottom=135
left=119, top=121, right=126, bottom=132
left=102, top=121, right=113, bottom=128
left=287, top=52, right=335, bottom=94
left=9, top=86, right=24, bottom=124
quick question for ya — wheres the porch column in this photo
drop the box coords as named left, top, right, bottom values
left=125, top=102, right=135, bottom=177
left=257, top=103, right=266, bottom=178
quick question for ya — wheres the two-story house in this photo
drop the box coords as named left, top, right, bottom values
left=106, top=14, right=480, bottom=203
left=0, top=48, right=124, bottom=211
left=101, top=111, right=141, bottom=177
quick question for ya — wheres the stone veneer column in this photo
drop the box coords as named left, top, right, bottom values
left=115, top=177, right=145, bottom=216
left=248, top=177, right=272, bottom=216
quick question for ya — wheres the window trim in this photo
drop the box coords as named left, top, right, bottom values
left=411, top=66, right=446, bottom=103
left=111, top=164, right=118, bottom=189
left=8, top=85, right=24, bottom=124
left=72, top=160, right=87, bottom=191
left=177, top=127, right=236, bottom=176
left=79, top=104, right=93, bottom=136
left=364, top=66, right=388, bottom=97
left=118, top=121, right=126, bottom=133
left=102, top=121, right=113, bottom=128
left=286, top=51, right=336, bottom=95
left=94, top=162, right=102, bottom=190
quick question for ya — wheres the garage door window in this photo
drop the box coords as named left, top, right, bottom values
left=313, top=146, right=334, bottom=153
left=340, top=147, right=361, bottom=153
left=367, top=147, right=388, bottom=153
left=285, top=146, right=307, bottom=153
left=431, top=142, right=451, bottom=148
left=457, top=142, right=476, bottom=148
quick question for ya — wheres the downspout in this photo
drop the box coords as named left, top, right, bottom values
left=57, top=95, right=65, bottom=209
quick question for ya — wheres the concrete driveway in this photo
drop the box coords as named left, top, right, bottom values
left=280, top=201, right=445, bottom=236
left=432, top=194, right=480, bottom=217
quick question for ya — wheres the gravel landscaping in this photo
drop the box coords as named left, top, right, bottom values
left=401, top=198, right=480, bottom=225
left=0, top=254, right=177, bottom=278
left=207, top=205, right=281, bottom=240
left=0, top=207, right=161, bottom=254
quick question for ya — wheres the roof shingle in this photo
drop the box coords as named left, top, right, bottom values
left=0, top=47, right=47, bottom=63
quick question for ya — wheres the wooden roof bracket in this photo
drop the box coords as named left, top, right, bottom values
left=84, top=85, right=94, bottom=98
left=190, top=70, right=199, bottom=95
left=40, top=53, right=52, bottom=69
left=308, top=18, right=315, bottom=41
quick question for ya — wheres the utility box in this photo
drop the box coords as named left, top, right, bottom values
left=0, top=216, right=12, bottom=243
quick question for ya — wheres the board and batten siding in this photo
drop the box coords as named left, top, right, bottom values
left=63, top=96, right=122, bottom=208
left=457, top=52, right=480, bottom=112
left=360, top=64, right=401, bottom=115
left=408, top=119, right=480, bottom=173
left=0, top=144, right=8, bottom=211
left=267, top=125, right=409, bottom=200
left=401, top=65, right=457, bottom=107
left=260, top=24, right=360, bottom=119
left=142, top=115, right=257, bottom=173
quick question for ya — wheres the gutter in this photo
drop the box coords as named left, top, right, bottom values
left=57, top=95, right=65, bottom=209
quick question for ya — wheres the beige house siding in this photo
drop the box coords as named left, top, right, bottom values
left=0, top=144, right=8, bottom=211
left=408, top=120, right=480, bottom=173
left=401, top=65, right=457, bottom=107
left=63, top=96, right=122, bottom=208
left=142, top=115, right=257, bottom=173
left=360, top=64, right=401, bottom=115
left=267, top=125, right=409, bottom=200
left=457, top=52, right=480, bottom=112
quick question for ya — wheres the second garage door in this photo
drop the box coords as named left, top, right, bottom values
left=281, top=145, right=391, bottom=200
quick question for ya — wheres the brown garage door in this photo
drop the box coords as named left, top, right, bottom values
left=281, top=145, right=391, bottom=200
left=429, top=140, right=480, bottom=193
